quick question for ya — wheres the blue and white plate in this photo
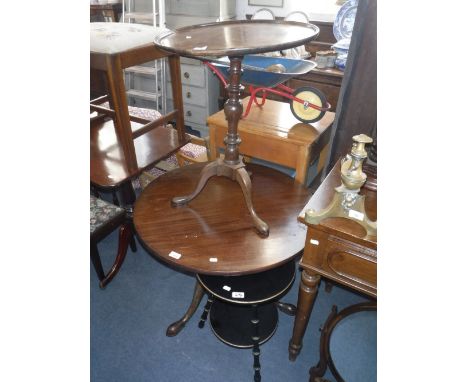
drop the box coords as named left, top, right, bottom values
left=333, top=0, right=359, bottom=41
left=332, top=38, right=351, bottom=53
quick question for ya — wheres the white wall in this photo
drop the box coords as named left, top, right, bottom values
left=235, top=0, right=340, bottom=22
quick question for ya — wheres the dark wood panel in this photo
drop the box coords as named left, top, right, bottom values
left=90, top=119, right=189, bottom=188
left=306, top=20, right=335, bottom=44
left=244, top=16, right=335, bottom=44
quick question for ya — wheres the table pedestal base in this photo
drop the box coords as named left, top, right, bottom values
left=171, top=157, right=269, bottom=236
left=209, top=300, right=278, bottom=348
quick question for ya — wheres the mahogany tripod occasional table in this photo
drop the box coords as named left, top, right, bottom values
left=155, top=20, right=320, bottom=236
left=133, top=163, right=312, bottom=381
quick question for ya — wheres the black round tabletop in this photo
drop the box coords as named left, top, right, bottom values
left=197, top=260, right=296, bottom=304
left=154, top=20, right=320, bottom=58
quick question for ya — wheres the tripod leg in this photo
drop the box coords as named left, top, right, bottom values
left=166, top=280, right=205, bottom=336
left=171, top=161, right=219, bottom=206
left=235, top=167, right=269, bottom=236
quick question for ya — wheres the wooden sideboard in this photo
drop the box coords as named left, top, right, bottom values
left=288, top=159, right=377, bottom=361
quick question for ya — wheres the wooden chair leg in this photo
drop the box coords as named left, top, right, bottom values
left=90, top=240, right=105, bottom=281
left=99, top=222, right=132, bottom=289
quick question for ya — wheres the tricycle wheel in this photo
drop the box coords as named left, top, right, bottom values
left=290, top=86, right=327, bottom=123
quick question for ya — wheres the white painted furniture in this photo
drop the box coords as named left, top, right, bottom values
left=164, top=0, right=236, bottom=137
left=123, top=0, right=167, bottom=112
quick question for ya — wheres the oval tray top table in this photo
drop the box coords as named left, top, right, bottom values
left=133, top=163, right=312, bottom=382
left=154, top=20, right=320, bottom=237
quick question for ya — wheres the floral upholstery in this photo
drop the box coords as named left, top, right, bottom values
left=100, top=102, right=163, bottom=121
left=90, top=22, right=170, bottom=55
left=90, top=196, right=125, bottom=235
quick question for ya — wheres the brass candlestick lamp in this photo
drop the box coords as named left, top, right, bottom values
left=305, top=134, right=377, bottom=236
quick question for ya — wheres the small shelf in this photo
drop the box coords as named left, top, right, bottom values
left=123, top=12, right=159, bottom=22
left=127, top=89, right=161, bottom=101
left=125, top=65, right=160, bottom=76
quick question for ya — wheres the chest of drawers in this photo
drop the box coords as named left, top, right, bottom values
left=165, top=57, right=220, bottom=137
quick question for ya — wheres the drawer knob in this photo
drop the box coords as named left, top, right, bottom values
left=184, top=72, right=190, bottom=79
left=186, top=91, right=191, bottom=98
left=186, top=110, right=192, bottom=117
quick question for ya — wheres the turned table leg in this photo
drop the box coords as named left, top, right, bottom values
left=166, top=280, right=205, bottom=337
left=251, top=304, right=261, bottom=382
left=275, top=301, right=297, bottom=316
left=288, top=269, right=321, bottom=361
left=198, top=294, right=214, bottom=329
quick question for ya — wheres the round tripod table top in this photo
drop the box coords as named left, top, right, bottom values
left=154, top=20, right=319, bottom=58
left=133, top=163, right=312, bottom=275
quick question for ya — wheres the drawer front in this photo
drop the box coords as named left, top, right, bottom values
left=210, top=124, right=302, bottom=169
left=180, top=64, right=205, bottom=87
left=302, top=228, right=377, bottom=296
left=167, top=98, right=207, bottom=126
left=166, top=84, right=207, bottom=107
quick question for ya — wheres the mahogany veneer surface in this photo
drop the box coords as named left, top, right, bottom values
left=133, top=163, right=312, bottom=275
left=155, top=20, right=319, bottom=58
left=90, top=118, right=188, bottom=188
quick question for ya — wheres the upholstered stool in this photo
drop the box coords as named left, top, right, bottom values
left=90, top=195, right=132, bottom=288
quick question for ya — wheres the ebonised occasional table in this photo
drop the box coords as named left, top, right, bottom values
left=155, top=20, right=319, bottom=236
left=133, top=163, right=312, bottom=381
